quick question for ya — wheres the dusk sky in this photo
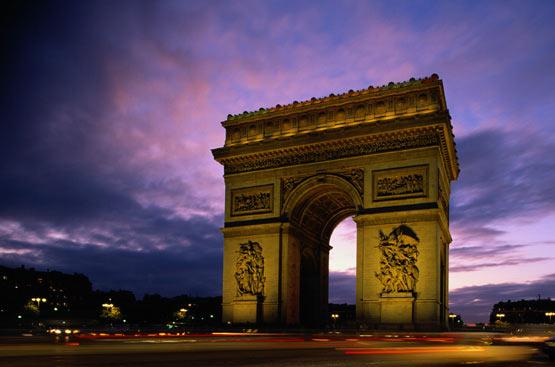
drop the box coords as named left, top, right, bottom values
left=2, top=0, right=555, bottom=323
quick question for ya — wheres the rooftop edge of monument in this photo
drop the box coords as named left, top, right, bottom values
left=223, top=73, right=441, bottom=125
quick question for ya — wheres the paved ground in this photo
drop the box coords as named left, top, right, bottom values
left=0, top=332, right=553, bottom=366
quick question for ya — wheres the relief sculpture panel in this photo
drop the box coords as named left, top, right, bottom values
left=375, top=225, right=420, bottom=294
left=234, top=241, right=265, bottom=297
left=373, top=165, right=428, bottom=201
left=231, top=184, right=273, bottom=216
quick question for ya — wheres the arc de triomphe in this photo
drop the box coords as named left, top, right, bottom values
left=212, top=74, right=459, bottom=330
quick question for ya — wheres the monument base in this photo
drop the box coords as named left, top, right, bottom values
left=380, top=292, right=415, bottom=328
left=231, top=295, right=259, bottom=323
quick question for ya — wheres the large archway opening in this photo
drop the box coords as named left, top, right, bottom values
left=283, top=175, right=362, bottom=327
left=328, top=218, right=357, bottom=324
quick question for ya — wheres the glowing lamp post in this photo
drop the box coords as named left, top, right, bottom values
left=29, top=297, right=47, bottom=316
left=31, top=297, right=47, bottom=305
left=175, top=308, right=188, bottom=321
left=448, top=313, right=457, bottom=328
left=101, top=302, right=122, bottom=322
left=546, top=312, right=555, bottom=323
left=331, top=313, right=339, bottom=328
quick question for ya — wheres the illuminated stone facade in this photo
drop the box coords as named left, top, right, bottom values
left=212, top=74, right=459, bottom=330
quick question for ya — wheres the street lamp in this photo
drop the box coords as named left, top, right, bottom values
left=331, top=313, right=339, bottom=328
left=30, top=297, right=47, bottom=315
left=546, top=312, right=555, bottom=323
left=448, top=313, right=457, bottom=328
left=175, top=308, right=188, bottom=321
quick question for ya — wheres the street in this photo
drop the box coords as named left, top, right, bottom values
left=0, top=332, right=552, bottom=366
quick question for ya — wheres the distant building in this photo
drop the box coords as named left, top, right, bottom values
left=0, top=265, right=94, bottom=324
left=0, top=264, right=221, bottom=327
left=490, top=298, right=555, bottom=324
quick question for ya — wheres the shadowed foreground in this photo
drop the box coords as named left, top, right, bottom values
left=0, top=332, right=551, bottom=366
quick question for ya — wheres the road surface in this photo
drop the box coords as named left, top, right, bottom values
left=0, top=331, right=552, bottom=366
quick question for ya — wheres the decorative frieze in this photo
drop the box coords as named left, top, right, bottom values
left=234, top=241, right=265, bottom=297
left=375, top=225, right=420, bottom=294
left=231, top=184, right=274, bottom=216
left=223, top=130, right=439, bottom=175
left=373, top=165, right=428, bottom=201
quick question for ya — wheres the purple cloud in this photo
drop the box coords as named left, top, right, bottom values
left=2, top=1, right=555, bottom=307
left=450, top=273, right=555, bottom=323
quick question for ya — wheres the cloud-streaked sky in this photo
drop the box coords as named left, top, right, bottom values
left=2, top=0, right=554, bottom=322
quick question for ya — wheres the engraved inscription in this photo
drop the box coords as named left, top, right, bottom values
left=373, top=165, right=428, bottom=201
left=375, top=225, right=420, bottom=294
left=231, top=185, right=273, bottom=216
left=235, top=241, right=265, bottom=297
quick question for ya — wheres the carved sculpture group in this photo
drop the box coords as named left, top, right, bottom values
left=233, top=192, right=271, bottom=213
left=375, top=225, right=420, bottom=294
left=234, top=241, right=265, bottom=297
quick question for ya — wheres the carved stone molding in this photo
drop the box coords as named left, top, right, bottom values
left=438, top=184, right=449, bottom=220
left=234, top=241, right=265, bottom=297
left=281, top=168, right=364, bottom=206
left=373, top=165, right=428, bottom=201
left=231, top=184, right=274, bottom=216
left=344, top=168, right=364, bottom=195
left=375, top=225, right=420, bottom=294
left=222, top=129, right=440, bottom=175
left=282, top=176, right=305, bottom=201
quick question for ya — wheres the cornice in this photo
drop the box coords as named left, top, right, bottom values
left=223, top=74, right=442, bottom=125
left=218, top=125, right=444, bottom=176
left=213, top=76, right=459, bottom=180
left=214, top=111, right=448, bottom=157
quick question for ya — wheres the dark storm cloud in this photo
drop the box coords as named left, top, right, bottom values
left=449, top=258, right=549, bottom=273
left=449, top=244, right=553, bottom=272
left=452, top=129, right=555, bottom=228
left=450, top=245, right=524, bottom=259
left=2, top=0, right=555, bottom=305
left=1, top=1, right=136, bottom=222
left=450, top=274, right=555, bottom=323
left=0, top=234, right=222, bottom=296
left=329, top=271, right=356, bottom=304
left=0, top=1, right=224, bottom=296
left=448, top=128, right=555, bottom=273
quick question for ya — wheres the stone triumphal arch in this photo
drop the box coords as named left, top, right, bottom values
left=212, top=74, right=459, bottom=329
